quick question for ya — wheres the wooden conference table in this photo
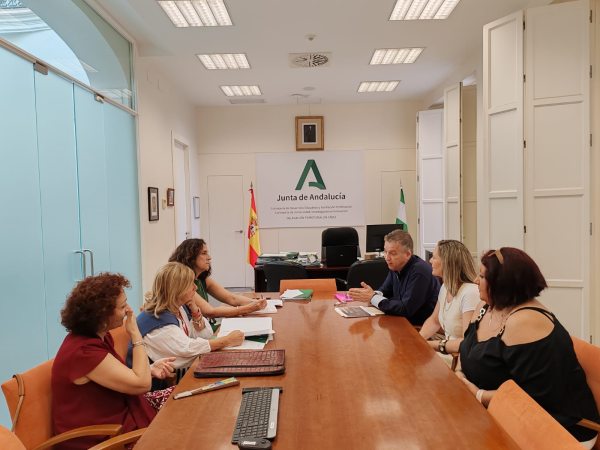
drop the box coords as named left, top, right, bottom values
left=135, top=295, right=519, bottom=450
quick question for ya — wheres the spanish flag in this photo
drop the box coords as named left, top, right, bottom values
left=247, top=183, right=261, bottom=267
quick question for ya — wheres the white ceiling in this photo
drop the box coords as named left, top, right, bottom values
left=95, top=0, right=552, bottom=107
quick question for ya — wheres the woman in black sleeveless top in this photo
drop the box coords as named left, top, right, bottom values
left=458, top=247, right=599, bottom=446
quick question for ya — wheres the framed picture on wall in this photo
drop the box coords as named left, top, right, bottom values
left=167, top=188, right=175, bottom=206
left=295, top=116, right=324, bottom=151
left=148, top=187, right=159, bottom=221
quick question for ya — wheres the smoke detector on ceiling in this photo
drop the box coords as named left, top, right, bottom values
left=289, top=52, right=331, bottom=68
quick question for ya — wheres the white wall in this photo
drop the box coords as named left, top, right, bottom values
left=195, top=101, right=421, bottom=286
left=136, top=60, right=200, bottom=297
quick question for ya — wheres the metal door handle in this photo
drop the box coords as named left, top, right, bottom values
left=235, top=230, right=243, bottom=233
left=74, top=250, right=86, bottom=278
left=83, top=249, right=95, bottom=275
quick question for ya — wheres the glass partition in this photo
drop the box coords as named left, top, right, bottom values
left=0, top=0, right=134, bottom=108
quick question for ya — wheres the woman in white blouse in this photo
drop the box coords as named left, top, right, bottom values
left=137, top=262, right=244, bottom=378
left=419, top=240, right=479, bottom=358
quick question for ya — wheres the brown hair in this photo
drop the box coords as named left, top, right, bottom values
left=481, top=247, right=547, bottom=309
left=61, top=273, right=130, bottom=336
left=384, top=229, right=413, bottom=252
left=169, top=238, right=211, bottom=280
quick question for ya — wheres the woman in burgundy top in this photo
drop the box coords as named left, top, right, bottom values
left=52, top=273, right=175, bottom=450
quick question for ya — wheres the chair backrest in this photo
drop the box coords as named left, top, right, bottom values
left=0, top=425, right=25, bottom=450
left=346, top=259, right=389, bottom=289
left=109, top=324, right=130, bottom=360
left=263, top=261, right=308, bottom=292
left=572, top=336, right=600, bottom=418
left=1, top=359, right=54, bottom=449
left=279, top=278, right=336, bottom=296
left=321, top=227, right=360, bottom=262
left=488, top=379, right=582, bottom=450
left=321, top=227, right=359, bottom=247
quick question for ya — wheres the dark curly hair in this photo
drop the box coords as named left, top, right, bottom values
left=168, top=238, right=211, bottom=280
left=61, top=273, right=130, bottom=336
left=481, top=247, right=547, bottom=310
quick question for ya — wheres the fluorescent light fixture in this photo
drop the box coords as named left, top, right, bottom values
left=220, top=85, right=262, bottom=96
left=157, top=0, right=232, bottom=27
left=389, top=0, right=460, bottom=20
left=370, top=48, right=424, bottom=65
left=357, top=81, right=400, bottom=93
left=197, top=53, right=250, bottom=69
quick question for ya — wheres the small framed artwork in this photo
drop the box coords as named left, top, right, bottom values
left=167, top=188, right=175, bottom=207
left=193, top=196, right=200, bottom=219
left=295, top=115, right=324, bottom=151
left=148, top=187, right=159, bottom=221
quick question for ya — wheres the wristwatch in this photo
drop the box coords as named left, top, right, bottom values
left=438, top=338, right=449, bottom=355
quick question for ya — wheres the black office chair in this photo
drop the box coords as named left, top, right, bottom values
left=263, top=261, right=307, bottom=292
left=321, top=227, right=360, bottom=263
left=345, top=259, right=388, bottom=290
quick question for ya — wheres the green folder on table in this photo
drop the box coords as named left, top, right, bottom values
left=280, top=289, right=313, bottom=300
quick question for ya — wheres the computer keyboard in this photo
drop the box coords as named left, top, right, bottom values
left=231, top=387, right=281, bottom=444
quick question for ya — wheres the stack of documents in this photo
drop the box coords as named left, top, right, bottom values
left=334, top=305, right=385, bottom=318
left=218, top=317, right=275, bottom=350
left=280, top=289, right=313, bottom=300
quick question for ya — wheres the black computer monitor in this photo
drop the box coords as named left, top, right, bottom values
left=365, top=224, right=406, bottom=252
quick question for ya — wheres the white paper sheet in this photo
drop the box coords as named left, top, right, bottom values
left=280, top=289, right=305, bottom=299
left=217, top=317, right=274, bottom=337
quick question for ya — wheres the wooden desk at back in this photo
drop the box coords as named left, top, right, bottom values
left=254, top=264, right=350, bottom=292
left=135, top=295, right=518, bottom=450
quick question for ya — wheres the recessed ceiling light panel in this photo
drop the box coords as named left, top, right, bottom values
left=389, top=0, right=460, bottom=20
left=370, top=48, right=424, bottom=65
left=197, top=53, right=250, bottom=69
left=158, top=0, right=232, bottom=27
left=357, top=81, right=400, bottom=93
left=220, top=85, right=262, bottom=97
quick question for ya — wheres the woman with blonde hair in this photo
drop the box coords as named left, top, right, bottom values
left=419, top=240, right=479, bottom=357
left=136, top=262, right=244, bottom=379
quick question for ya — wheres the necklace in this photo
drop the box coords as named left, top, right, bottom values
left=487, top=307, right=511, bottom=332
left=176, top=309, right=190, bottom=336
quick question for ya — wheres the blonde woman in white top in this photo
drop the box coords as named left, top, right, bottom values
left=419, top=240, right=479, bottom=357
left=137, top=262, right=244, bottom=379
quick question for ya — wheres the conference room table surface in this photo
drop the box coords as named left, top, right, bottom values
left=134, top=294, right=519, bottom=450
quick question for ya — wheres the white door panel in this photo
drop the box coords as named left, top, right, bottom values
left=173, top=139, right=191, bottom=244
left=208, top=175, right=246, bottom=287
left=524, top=0, right=589, bottom=338
left=483, top=10, right=524, bottom=250
left=417, top=109, right=443, bottom=258
left=444, top=83, right=461, bottom=241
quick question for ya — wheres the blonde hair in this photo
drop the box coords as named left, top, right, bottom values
left=144, top=262, right=196, bottom=318
left=436, top=240, right=477, bottom=297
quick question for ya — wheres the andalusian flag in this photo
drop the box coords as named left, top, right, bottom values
left=395, top=186, right=408, bottom=231
left=247, top=183, right=261, bottom=267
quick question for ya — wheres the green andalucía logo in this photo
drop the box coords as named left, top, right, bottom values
left=295, top=159, right=326, bottom=190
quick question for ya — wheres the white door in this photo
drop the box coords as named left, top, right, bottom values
left=173, top=139, right=191, bottom=244
left=417, top=109, right=444, bottom=259
left=461, top=85, right=478, bottom=259
left=524, top=0, right=590, bottom=337
left=482, top=10, right=524, bottom=250
left=207, top=175, right=246, bottom=287
left=444, top=83, right=462, bottom=241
